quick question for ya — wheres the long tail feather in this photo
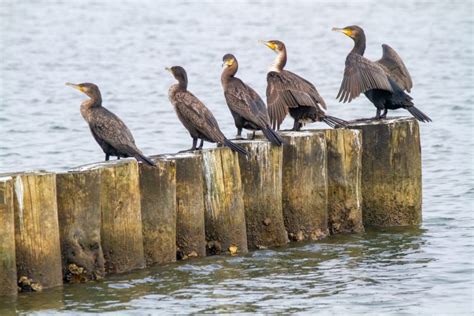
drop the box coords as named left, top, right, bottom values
left=133, top=152, right=156, bottom=166
left=407, top=106, right=432, bottom=123
left=322, top=115, right=348, bottom=128
left=223, top=138, right=248, bottom=156
left=261, top=127, right=284, bottom=146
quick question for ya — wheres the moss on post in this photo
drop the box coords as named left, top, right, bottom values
left=0, top=176, right=17, bottom=296
left=170, top=153, right=206, bottom=260
left=11, top=172, right=63, bottom=290
left=56, top=169, right=105, bottom=282
left=280, top=131, right=329, bottom=241
left=320, top=129, right=364, bottom=234
left=348, top=118, right=422, bottom=226
left=139, top=156, right=177, bottom=266
left=234, top=140, right=288, bottom=250
left=200, top=148, right=248, bottom=255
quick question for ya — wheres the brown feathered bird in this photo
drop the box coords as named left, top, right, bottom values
left=332, top=25, right=431, bottom=122
left=221, top=53, right=284, bottom=145
left=261, top=40, right=347, bottom=131
left=166, top=66, right=248, bottom=156
left=66, top=82, right=155, bottom=166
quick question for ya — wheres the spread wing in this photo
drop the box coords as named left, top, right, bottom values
left=89, top=107, right=140, bottom=154
left=376, top=44, right=413, bottom=92
left=337, top=53, right=393, bottom=103
left=266, top=70, right=326, bottom=129
left=174, top=91, right=225, bottom=143
left=224, top=78, right=270, bottom=128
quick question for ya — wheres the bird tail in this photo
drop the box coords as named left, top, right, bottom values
left=223, top=138, right=248, bottom=156
left=261, top=127, right=285, bottom=146
left=133, top=152, right=156, bottom=167
left=322, top=115, right=348, bottom=128
left=407, top=106, right=432, bottom=123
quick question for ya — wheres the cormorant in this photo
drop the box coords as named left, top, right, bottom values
left=66, top=82, right=156, bottom=166
left=221, top=53, right=284, bottom=145
left=332, top=25, right=432, bottom=122
left=261, top=40, right=348, bottom=131
left=166, top=66, right=248, bottom=156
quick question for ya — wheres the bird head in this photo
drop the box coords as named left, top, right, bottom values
left=332, top=25, right=365, bottom=40
left=259, top=40, right=286, bottom=53
left=222, top=53, right=237, bottom=68
left=66, top=82, right=101, bottom=99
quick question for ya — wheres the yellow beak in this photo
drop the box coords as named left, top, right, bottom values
left=259, top=40, right=276, bottom=50
left=65, top=82, right=83, bottom=92
left=165, top=67, right=172, bottom=73
left=332, top=27, right=352, bottom=37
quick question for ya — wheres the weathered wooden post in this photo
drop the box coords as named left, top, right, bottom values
left=11, top=171, right=63, bottom=291
left=234, top=140, right=288, bottom=250
left=348, top=118, right=422, bottom=226
left=280, top=131, right=329, bottom=241
left=56, top=169, right=105, bottom=282
left=170, top=153, right=207, bottom=260
left=200, top=147, right=248, bottom=255
left=138, top=156, right=177, bottom=266
left=312, top=129, right=365, bottom=234
left=78, top=159, right=145, bottom=274
left=0, top=176, right=17, bottom=296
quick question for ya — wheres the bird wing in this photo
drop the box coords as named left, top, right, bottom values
left=376, top=44, right=413, bottom=92
left=88, top=107, right=141, bottom=155
left=337, top=53, right=393, bottom=103
left=266, top=70, right=326, bottom=129
left=224, top=78, right=270, bottom=127
left=174, top=91, right=225, bottom=143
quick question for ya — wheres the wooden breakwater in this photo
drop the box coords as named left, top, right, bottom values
left=0, top=118, right=423, bottom=297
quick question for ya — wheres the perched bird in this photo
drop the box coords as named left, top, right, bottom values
left=332, top=25, right=431, bottom=122
left=261, top=40, right=347, bottom=131
left=166, top=66, right=248, bottom=156
left=66, top=82, right=155, bottom=166
left=221, top=53, right=284, bottom=145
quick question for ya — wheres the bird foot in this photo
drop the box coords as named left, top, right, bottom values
left=179, top=148, right=196, bottom=153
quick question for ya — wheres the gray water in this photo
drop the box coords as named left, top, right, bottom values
left=1, top=0, right=473, bottom=314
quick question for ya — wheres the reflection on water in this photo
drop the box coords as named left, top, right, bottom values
left=1, top=0, right=473, bottom=314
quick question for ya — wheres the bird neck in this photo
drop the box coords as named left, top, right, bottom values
left=81, top=94, right=102, bottom=109
left=351, top=34, right=366, bottom=55
left=271, top=48, right=287, bottom=72
left=177, top=78, right=187, bottom=91
left=221, top=64, right=238, bottom=87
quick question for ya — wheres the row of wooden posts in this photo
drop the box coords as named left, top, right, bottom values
left=0, top=118, right=422, bottom=296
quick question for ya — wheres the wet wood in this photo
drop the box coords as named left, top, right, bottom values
left=56, top=169, right=105, bottom=282
left=234, top=140, right=288, bottom=250
left=79, top=159, right=145, bottom=274
left=0, top=176, right=17, bottom=296
left=139, top=156, right=177, bottom=266
left=280, top=131, right=329, bottom=241
left=348, top=118, right=422, bottom=226
left=317, top=129, right=364, bottom=234
left=171, top=153, right=206, bottom=259
left=200, top=147, right=248, bottom=255
left=11, top=172, right=63, bottom=290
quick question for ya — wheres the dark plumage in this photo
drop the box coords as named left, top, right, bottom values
left=66, top=82, right=155, bottom=166
left=261, top=40, right=348, bottom=131
left=166, top=66, right=248, bottom=156
left=333, top=25, right=431, bottom=122
left=221, top=54, right=284, bottom=146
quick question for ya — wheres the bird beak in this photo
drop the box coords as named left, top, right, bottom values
left=65, top=82, right=83, bottom=92
left=259, top=40, right=276, bottom=51
left=332, top=27, right=352, bottom=37
left=165, top=67, right=172, bottom=73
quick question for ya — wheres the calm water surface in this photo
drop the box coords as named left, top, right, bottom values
left=0, top=0, right=473, bottom=314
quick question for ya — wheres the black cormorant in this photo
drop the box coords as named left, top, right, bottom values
left=221, top=53, right=284, bottom=145
left=261, top=40, right=347, bottom=131
left=166, top=66, right=248, bottom=156
left=66, top=82, right=155, bottom=166
left=332, top=25, right=432, bottom=122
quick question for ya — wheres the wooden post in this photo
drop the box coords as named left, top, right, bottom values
left=170, top=153, right=206, bottom=260
left=280, top=131, right=329, bottom=241
left=200, top=148, right=248, bottom=255
left=315, top=129, right=365, bottom=234
left=0, top=176, right=17, bottom=296
left=138, top=156, right=177, bottom=266
left=56, top=169, right=105, bottom=282
left=234, top=140, right=288, bottom=250
left=11, top=172, right=63, bottom=290
left=348, top=118, right=422, bottom=226
left=77, top=159, right=145, bottom=274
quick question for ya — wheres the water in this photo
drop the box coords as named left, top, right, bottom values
left=1, top=0, right=473, bottom=314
